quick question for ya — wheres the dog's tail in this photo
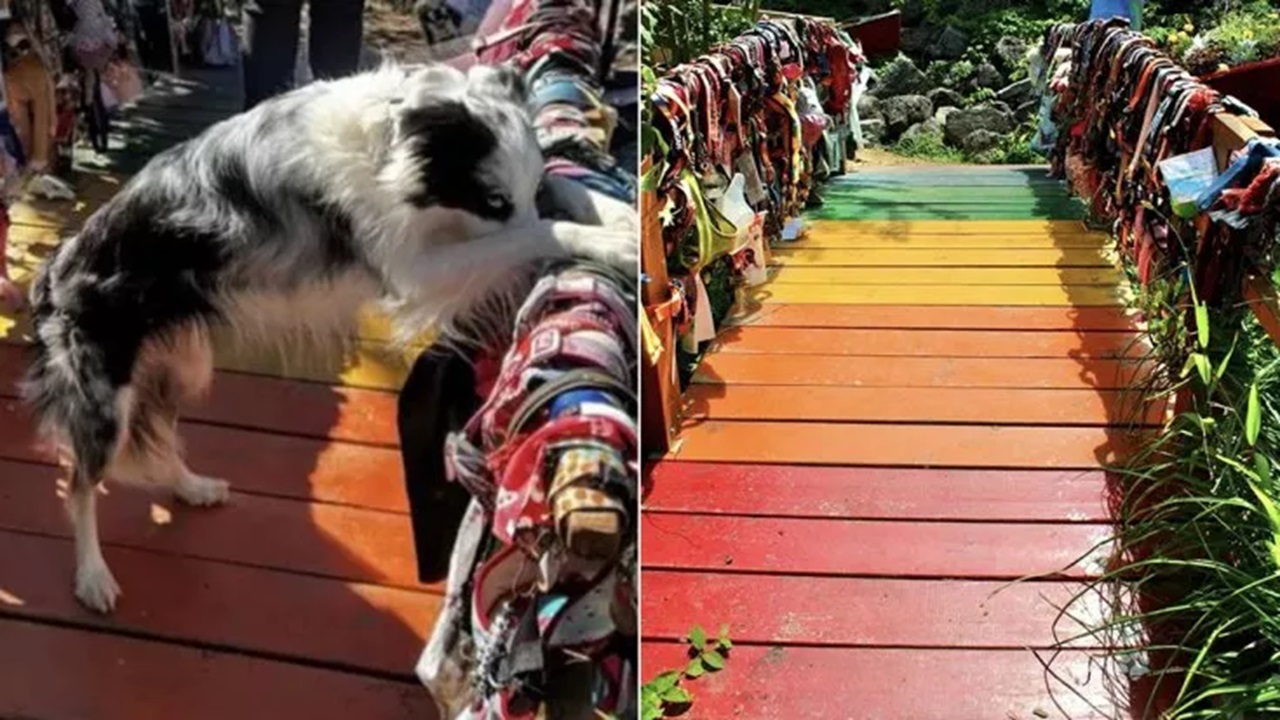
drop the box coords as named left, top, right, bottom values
left=23, top=262, right=121, bottom=487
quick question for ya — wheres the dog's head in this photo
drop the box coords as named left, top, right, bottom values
left=385, top=64, right=542, bottom=237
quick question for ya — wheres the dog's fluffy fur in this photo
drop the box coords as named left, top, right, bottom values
left=24, top=63, right=635, bottom=612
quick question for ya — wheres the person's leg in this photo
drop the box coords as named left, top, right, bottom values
left=308, top=0, right=365, bottom=81
left=241, top=0, right=303, bottom=110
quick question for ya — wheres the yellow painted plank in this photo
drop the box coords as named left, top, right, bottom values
left=803, top=219, right=1087, bottom=235
left=769, top=266, right=1124, bottom=286
left=211, top=337, right=413, bottom=390
left=770, top=247, right=1115, bottom=268
left=748, top=284, right=1127, bottom=306
left=797, top=232, right=1107, bottom=249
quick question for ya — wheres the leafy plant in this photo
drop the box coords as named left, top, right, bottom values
left=1050, top=244, right=1280, bottom=718
left=641, top=624, right=734, bottom=719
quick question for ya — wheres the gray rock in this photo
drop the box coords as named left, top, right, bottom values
left=961, top=129, right=1002, bottom=154
left=944, top=103, right=1014, bottom=146
left=860, top=118, right=886, bottom=145
left=927, top=87, right=965, bottom=110
left=997, top=78, right=1033, bottom=106
left=901, top=118, right=942, bottom=143
left=1015, top=100, right=1040, bottom=121
left=972, top=62, right=1004, bottom=90
left=991, top=100, right=1014, bottom=116
left=857, top=94, right=883, bottom=122
left=900, top=27, right=933, bottom=56
left=875, top=56, right=928, bottom=97
left=934, top=105, right=960, bottom=126
left=930, top=25, right=969, bottom=60
left=994, top=36, right=1030, bottom=74
left=880, top=94, right=934, bottom=139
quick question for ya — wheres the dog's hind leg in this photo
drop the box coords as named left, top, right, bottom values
left=67, top=468, right=121, bottom=612
left=113, top=326, right=229, bottom=506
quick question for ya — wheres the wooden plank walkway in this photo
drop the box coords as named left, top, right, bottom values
left=641, top=167, right=1145, bottom=719
left=0, top=69, right=433, bottom=718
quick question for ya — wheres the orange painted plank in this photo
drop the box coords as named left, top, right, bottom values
left=769, top=265, right=1121, bottom=284
left=668, top=421, right=1132, bottom=468
left=730, top=304, right=1139, bottom=331
left=643, top=463, right=1115, bottom=522
left=641, top=513, right=1110, bottom=578
left=694, top=354, right=1145, bottom=389
left=0, top=530, right=434, bottom=678
left=642, top=572, right=1103, bottom=648
left=712, top=327, right=1146, bottom=358
left=684, top=385, right=1161, bottom=426
left=0, top=399, right=408, bottom=513
left=0, top=342, right=399, bottom=447
left=769, top=247, right=1113, bottom=267
left=639, top=643, right=1116, bottom=720
left=0, top=459, right=424, bottom=588
left=0, top=617, right=436, bottom=720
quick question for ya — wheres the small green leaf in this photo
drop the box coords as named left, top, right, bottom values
left=685, top=657, right=705, bottom=678
left=1257, top=454, right=1273, bottom=485
left=718, top=623, right=733, bottom=650
left=1215, top=334, right=1238, bottom=380
left=688, top=625, right=707, bottom=651
left=701, top=649, right=725, bottom=671
left=1195, top=302, right=1209, bottom=349
left=662, top=686, right=692, bottom=704
left=648, top=671, right=680, bottom=693
left=1192, top=353, right=1211, bottom=386
left=1246, top=383, right=1262, bottom=447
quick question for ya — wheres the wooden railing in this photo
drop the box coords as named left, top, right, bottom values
left=1210, top=113, right=1280, bottom=346
left=640, top=157, right=681, bottom=455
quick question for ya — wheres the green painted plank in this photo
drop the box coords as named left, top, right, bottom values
left=805, top=205, right=1087, bottom=221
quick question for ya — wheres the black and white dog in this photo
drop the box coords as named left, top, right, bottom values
left=23, top=63, right=636, bottom=613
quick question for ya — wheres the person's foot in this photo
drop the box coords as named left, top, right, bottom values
left=0, top=277, right=26, bottom=314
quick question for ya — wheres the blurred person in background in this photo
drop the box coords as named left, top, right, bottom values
left=241, top=0, right=364, bottom=109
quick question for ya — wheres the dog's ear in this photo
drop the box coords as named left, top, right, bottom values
left=467, top=64, right=526, bottom=106
left=403, top=64, right=468, bottom=107
left=397, top=97, right=482, bottom=144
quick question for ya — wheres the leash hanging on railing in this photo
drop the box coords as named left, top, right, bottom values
left=400, top=0, right=638, bottom=716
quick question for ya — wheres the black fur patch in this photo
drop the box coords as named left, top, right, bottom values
left=50, top=188, right=229, bottom=387
left=399, top=100, right=513, bottom=222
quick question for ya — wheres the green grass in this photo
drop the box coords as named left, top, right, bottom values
left=1054, top=266, right=1280, bottom=718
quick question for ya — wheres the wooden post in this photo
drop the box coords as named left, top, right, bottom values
left=640, top=158, right=681, bottom=456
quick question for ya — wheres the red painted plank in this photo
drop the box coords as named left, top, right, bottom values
left=732, top=304, right=1138, bottom=331
left=0, top=398, right=408, bottom=513
left=642, top=572, right=1103, bottom=648
left=712, top=327, right=1146, bottom=358
left=694, top=354, right=1145, bottom=389
left=670, top=421, right=1132, bottom=468
left=0, top=530, right=436, bottom=676
left=641, top=513, right=1111, bottom=579
left=640, top=643, right=1116, bottom=720
left=0, top=459, right=426, bottom=588
left=643, top=463, right=1115, bottom=522
left=685, top=385, right=1161, bottom=426
left=0, top=342, right=400, bottom=447
left=0, top=618, right=435, bottom=720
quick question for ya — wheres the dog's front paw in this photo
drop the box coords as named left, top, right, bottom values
left=75, top=558, right=121, bottom=613
left=555, top=224, right=637, bottom=272
left=175, top=474, right=231, bottom=507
